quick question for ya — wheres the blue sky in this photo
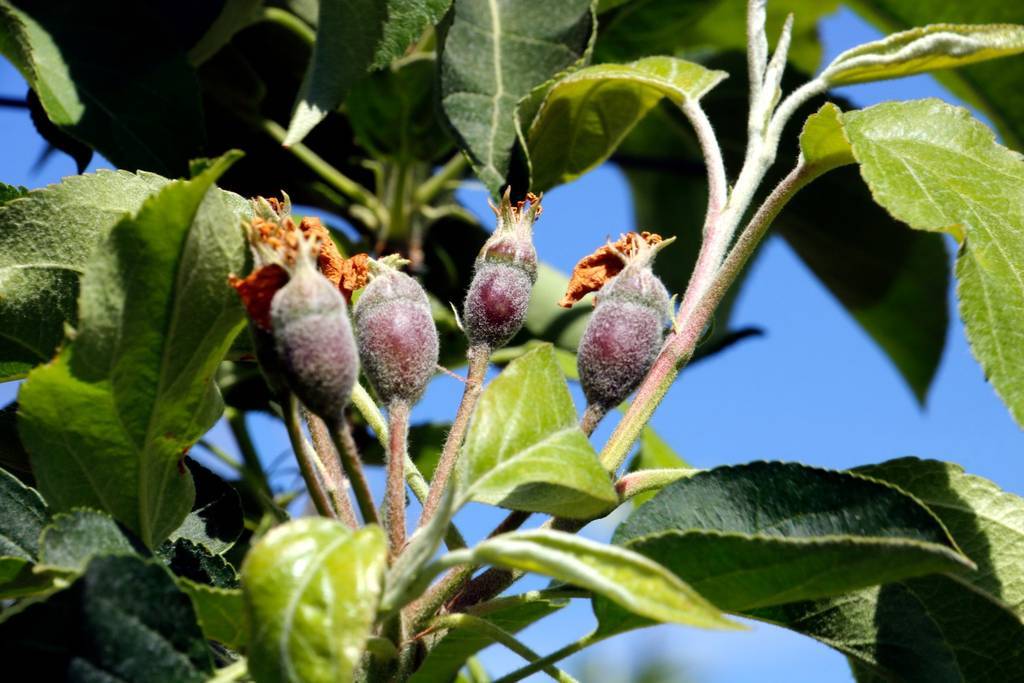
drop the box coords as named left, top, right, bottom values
left=2, top=6, right=1022, bottom=682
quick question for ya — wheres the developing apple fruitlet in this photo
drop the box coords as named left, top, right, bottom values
left=463, top=189, right=541, bottom=350
left=354, top=257, right=439, bottom=405
left=270, top=235, right=360, bottom=426
left=576, top=236, right=673, bottom=411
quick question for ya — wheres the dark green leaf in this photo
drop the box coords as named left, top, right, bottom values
left=753, top=576, right=1024, bottom=682
left=242, top=519, right=387, bottom=683
left=0, top=182, right=28, bottom=203
left=841, top=100, right=1024, bottom=426
left=18, top=153, right=250, bottom=548
left=26, top=88, right=92, bottom=174
left=348, top=55, right=454, bottom=162
left=439, top=0, right=595, bottom=192
left=0, top=555, right=214, bottom=682
left=187, top=0, right=263, bottom=65
left=169, top=459, right=244, bottom=555
left=159, top=538, right=238, bottom=589
left=0, top=0, right=205, bottom=176
left=525, top=56, right=727, bottom=191
left=610, top=462, right=972, bottom=615
left=0, top=462, right=46, bottom=563
left=38, top=509, right=136, bottom=573
left=0, top=170, right=168, bottom=382
left=456, top=344, right=618, bottom=518
left=285, top=0, right=451, bottom=144
left=0, top=403, right=30, bottom=477
left=856, top=457, right=1024, bottom=615
left=410, top=593, right=567, bottom=683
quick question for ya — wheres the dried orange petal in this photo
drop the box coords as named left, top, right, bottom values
left=338, top=253, right=370, bottom=302
left=558, top=232, right=662, bottom=308
left=229, top=264, right=289, bottom=331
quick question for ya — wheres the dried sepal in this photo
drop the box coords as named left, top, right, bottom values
left=558, top=232, right=664, bottom=308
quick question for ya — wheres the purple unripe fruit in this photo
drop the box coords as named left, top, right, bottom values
left=463, top=190, right=541, bottom=350
left=270, top=259, right=359, bottom=426
left=354, top=264, right=439, bottom=404
left=577, top=264, right=670, bottom=410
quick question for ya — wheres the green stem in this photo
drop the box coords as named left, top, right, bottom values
left=491, top=631, right=603, bottom=683
left=329, top=417, right=381, bottom=526
left=303, top=409, right=359, bottom=528
left=352, top=383, right=467, bottom=548
left=258, top=6, right=315, bottom=44
left=420, top=344, right=489, bottom=529
left=387, top=400, right=411, bottom=560
left=413, top=153, right=470, bottom=207
left=429, top=614, right=580, bottom=683
left=283, top=395, right=336, bottom=518
left=257, top=117, right=386, bottom=223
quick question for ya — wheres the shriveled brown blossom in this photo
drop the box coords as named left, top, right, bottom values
left=558, top=231, right=662, bottom=308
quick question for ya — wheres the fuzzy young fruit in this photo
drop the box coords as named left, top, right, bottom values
left=463, top=189, right=541, bottom=350
left=270, top=239, right=359, bottom=425
left=354, top=258, right=439, bottom=405
left=576, top=239, right=672, bottom=411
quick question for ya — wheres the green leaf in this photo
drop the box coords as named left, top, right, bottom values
left=187, top=0, right=263, bottom=65
left=456, top=344, right=617, bottom=518
left=384, top=487, right=454, bottom=611
left=848, top=1, right=1024, bottom=151
left=523, top=263, right=592, bottom=352
left=754, top=575, right=1024, bottom=681
left=611, top=462, right=973, bottom=614
left=0, top=170, right=168, bottom=382
left=0, top=181, right=27, bottom=204
left=38, top=509, right=135, bottom=573
left=463, top=529, right=734, bottom=629
left=18, top=153, right=250, bottom=548
left=0, top=463, right=47, bottom=563
left=439, top=0, right=595, bottom=192
left=0, top=1, right=205, bottom=176
left=285, top=0, right=450, bottom=145
left=348, top=55, right=454, bottom=162
left=179, top=579, right=246, bottom=649
left=841, top=99, right=1024, bottom=426
left=821, top=23, right=1024, bottom=86
left=856, top=457, right=1024, bottom=616
left=0, top=403, right=29, bottom=476
left=410, top=592, right=567, bottom=683
left=168, top=459, right=244, bottom=555
left=241, top=519, right=387, bottom=683
left=525, top=56, right=727, bottom=191
left=0, top=555, right=214, bottom=681
left=626, top=427, right=690, bottom=506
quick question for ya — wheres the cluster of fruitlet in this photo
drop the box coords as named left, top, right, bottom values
left=232, top=191, right=673, bottom=480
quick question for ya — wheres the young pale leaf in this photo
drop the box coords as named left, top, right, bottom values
left=466, top=529, right=734, bottom=630
left=799, top=102, right=855, bottom=172
left=0, top=555, right=214, bottom=682
left=0, top=465, right=47, bottom=591
left=753, top=575, right=1024, bottom=681
left=610, top=462, right=972, bottom=616
left=526, top=56, right=727, bottom=191
left=822, top=23, right=1024, bottom=87
left=285, top=0, right=450, bottom=145
left=179, top=579, right=246, bottom=650
left=0, top=170, right=168, bottom=381
left=241, top=519, right=387, bottom=683
left=0, top=1, right=205, bottom=175
left=857, top=457, right=1024, bottom=616
left=626, top=426, right=691, bottom=505
left=383, top=486, right=455, bottom=612
left=18, top=153, right=250, bottom=548
left=38, top=509, right=135, bottom=573
left=440, top=0, right=594, bottom=192
left=168, top=459, right=244, bottom=555
left=841, top=100, right=1024, bottom=427
left=456, top=344, right=617, bottom=518
left=410, top=592, right=567, bottom=683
